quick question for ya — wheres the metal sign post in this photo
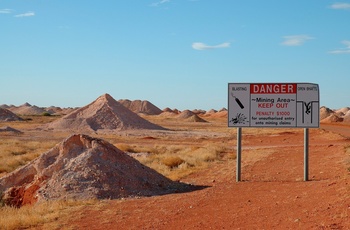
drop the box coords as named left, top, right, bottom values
left=236, top=127, right=242, bottom=182
left=228, top=83, right=319, bottom=182
left=304, top=128, right=309, bottom=181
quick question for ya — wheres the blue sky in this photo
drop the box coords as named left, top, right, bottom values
left=1, top=0, right=350, bottom=110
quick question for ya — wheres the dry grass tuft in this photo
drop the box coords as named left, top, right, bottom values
left=115, top=143, right=138, bottom=153
left=161, top=156, right=185, bottom=168
left=344, top=144, right=350, bottom=154
left=132, top=143, right=229, bottom=180
left=0, top=199, right=98, bottom=230
left=0, top=139, right=57, bottom=174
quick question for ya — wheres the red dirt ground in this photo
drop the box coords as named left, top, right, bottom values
left=63, top=124, right=350, bottom=229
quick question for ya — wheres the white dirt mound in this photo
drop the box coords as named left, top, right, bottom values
left=177, top=110, right=196, bottom=119
left=206, top=109, right=218, bottom=115
left=335, top=107, right=350, bottom=115
left=159, top=108, right=178, bottom=117
left=342, top=111, right=350, bottom=123
left=177, top=110, right=207, bottom=122
left=46, top=94, right=165, bottom=132
left=186, top=115, right=208, bottom=122
left=210, top=110, right=228, bottom=118
left=0, top=108, right=23, bottom=121
left=0, top=126, right=22, bottom=134
left=45, top=106, right=63, bottom=115
left=0, top=104, right=10, bottom=109
left=119, top=99, right=162, bottom=115
left=0, top=134, right=189, bottom=207
left=320, top=106, right=334, bottom=120
left=192, top=109, right=206, bottom=115
left=157, top=111, right=178, bottom=118
left=9, top=105, right=46, bottom=116
left=321, top=114, right=343, bottom=123
left=162, top=107, right=174, bottom=113
left=59, top=107, right=78, bottom=115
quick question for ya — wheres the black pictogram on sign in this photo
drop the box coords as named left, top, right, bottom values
left=231, top=92, right=244, bottom=109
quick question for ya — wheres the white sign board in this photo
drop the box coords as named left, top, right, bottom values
left=228, top=83, right=319, bottom=128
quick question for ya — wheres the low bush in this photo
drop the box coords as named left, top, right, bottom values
left=42, top=112, right=51, bottom=116
left=161, top=156, right=185, bottom=168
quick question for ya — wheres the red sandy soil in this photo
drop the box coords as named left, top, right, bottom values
left=61, top=124, right=350, bottom=229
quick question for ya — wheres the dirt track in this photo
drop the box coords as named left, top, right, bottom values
left=56, top=124, right=350, bottom=229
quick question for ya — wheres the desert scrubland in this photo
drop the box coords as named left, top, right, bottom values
left=0, top=95, right=350, bottom=229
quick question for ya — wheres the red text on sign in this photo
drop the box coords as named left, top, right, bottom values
left=251, top=84, right=296, bottom=94
left=258, top=103, right=273, bottom=108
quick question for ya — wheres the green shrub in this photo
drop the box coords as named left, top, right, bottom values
left=42, top=112, right=51, bottom=116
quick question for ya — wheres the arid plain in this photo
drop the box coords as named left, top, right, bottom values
left=1, top=95, right=350, bottom=229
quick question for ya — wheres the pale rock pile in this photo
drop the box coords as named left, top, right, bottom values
left=118, top=99, right=162, bottom=115
left=201, top=108, right=228, bottom=118
left=0, top=126, right=22, bottom=134
left=321, top=114, right=343, bottom=123
left=320, top=106, right=350, bottom=123
left=0, top=134, right=188, bottom=207
left=9, top=103, right=46, bottom=116
left=156, top=108, right=177, bottom=118
left=177, top=110, right=207, bottom=122
left=320, top=106, right=334, bottom=120
left=211, top=108, right=228, bottom=118
left=157, top=111, right=178, bottom=118
left=192, top=109, right=206, bottom=115
left=0, top=104, right=10, bottom=109
left=176, top=110, right=196, bottom=119
left=343, top=111, right=350, bottom=123
left=173, top=109, right=180, bottom=114
left=59, top=107, right=78, bottom=115
left=162, top=107, right=174, bottom=113
left=45, top=107, right=78, bottom=116
left=45, top=94, right=165, bottom=132
left=335, top=107, right=350, bottom=115
left=45, top=106, right=63, bottom=115
left=1, top=103, right=79, bottom=116
left=0, top=108, right=23, bottom=121
left=205, top=109, right=218, bottom=115
left=157, top=108, right=180, bottom=118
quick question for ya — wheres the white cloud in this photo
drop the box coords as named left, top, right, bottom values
left=192, top=42, right=230, bottom=50
left=330, top=3, right=350, bottom=10
left=0, top=9, right=12, bottom=14
left=14, top=11, right=35, bottom=17
left=329, top=40, right=350, bottom=54
left=281, top=35, right=314, bottom=46
left=151, top=0, right=170, bottom=7
left=330, top=50, right=350, bottom=54
left=343, top=40, right=350, bottom=48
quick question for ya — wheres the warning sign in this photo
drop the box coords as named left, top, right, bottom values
left=228, top=83, right=319, bottom=128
